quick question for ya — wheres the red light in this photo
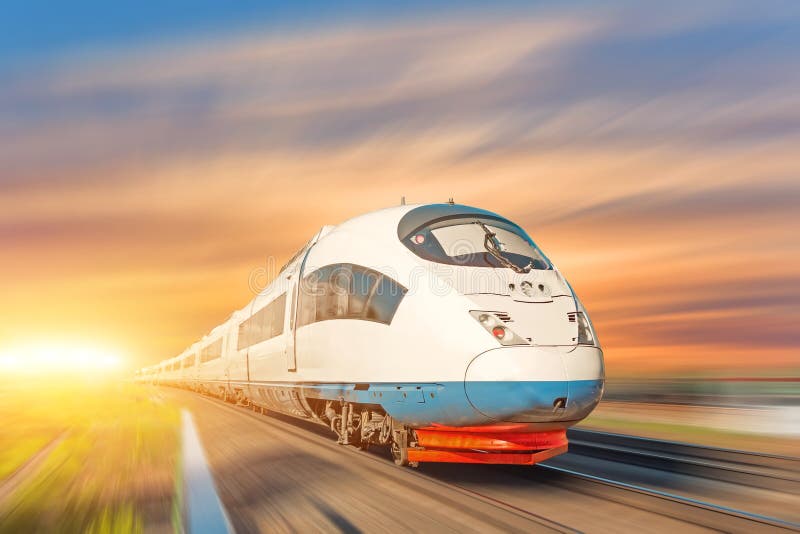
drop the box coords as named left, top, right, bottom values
left=492, top=326, right=506, bottom=339
left=413, top=234, right=425, bottom=244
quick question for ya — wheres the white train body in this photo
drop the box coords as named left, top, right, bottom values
left=139, top=204, right=604, bottom=464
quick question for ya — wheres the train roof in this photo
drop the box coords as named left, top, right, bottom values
left=395, top=203, right=509, bottom=239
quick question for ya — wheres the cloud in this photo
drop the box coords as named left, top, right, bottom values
left=1, top=2, right=799, bottom=372
left=539, top=181, right=800, bottom=228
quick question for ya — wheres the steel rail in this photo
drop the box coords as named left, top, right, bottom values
left=538, top=463, right=800, bottom=531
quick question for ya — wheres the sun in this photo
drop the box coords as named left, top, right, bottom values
left=0, top=342, right=125, bottom=375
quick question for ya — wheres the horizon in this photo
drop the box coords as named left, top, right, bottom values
left=2, top=1, right=799, bottom=376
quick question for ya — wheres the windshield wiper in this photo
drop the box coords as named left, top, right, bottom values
left=474, top=221, right=531, bottom=273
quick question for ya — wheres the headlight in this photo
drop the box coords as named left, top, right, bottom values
left=469, top=311, right=529, bottom=346
left=575, top=312, right=596, bottom=346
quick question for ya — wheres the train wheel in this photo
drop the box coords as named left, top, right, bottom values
left=391, top=440, right=408, bottom=466
left=235, top=389, right=249, bottom=407
left=391, top=428, right=418, bottom=467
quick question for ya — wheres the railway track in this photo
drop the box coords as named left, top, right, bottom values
left=534, top=464, right=799, bottom=532
left=193, top=394, right=573, bottom=533
left=565, top=428, right=800, bottom=493
left=182, top=390, right=800, bottom=533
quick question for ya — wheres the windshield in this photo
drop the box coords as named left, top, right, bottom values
left=401, top=215, right=551, bottom=271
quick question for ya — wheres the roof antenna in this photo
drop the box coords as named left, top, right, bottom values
left=448, top=197, right=454, bottom=205
left=400, top=196, right=406, bottom=205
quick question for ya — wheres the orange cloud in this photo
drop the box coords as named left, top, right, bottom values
left=1, top=6, right=798, bottom=374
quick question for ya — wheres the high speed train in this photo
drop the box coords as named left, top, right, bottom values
left=137, top=203, right=604, bottom=466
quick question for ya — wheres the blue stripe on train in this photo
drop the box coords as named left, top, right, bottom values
left=300, top=379, right=604, bottom=427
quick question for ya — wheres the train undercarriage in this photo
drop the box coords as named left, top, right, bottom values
left=180, top=381, right=568, bottom=467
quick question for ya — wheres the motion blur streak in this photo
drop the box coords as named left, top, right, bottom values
left=1, top=1, right=799, bottom=377
left=0, top=381, right=179, bottom=532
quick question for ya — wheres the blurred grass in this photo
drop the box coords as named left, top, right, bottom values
left=0, top=380, right=179, bottom=533
left=579, top=407, right=799, bottom=456
left=0, top=434, right=52, bottom=481
left=171, top=447, right=184, bottom=534
left=0, top=383, right=67, bottom=480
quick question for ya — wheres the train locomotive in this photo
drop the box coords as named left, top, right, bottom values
left=137, top=203, right=604, bottom=466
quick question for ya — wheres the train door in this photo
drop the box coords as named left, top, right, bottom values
left=285, top=268, right=298, bottom=372
left=284, top=225, right=334, bottom=372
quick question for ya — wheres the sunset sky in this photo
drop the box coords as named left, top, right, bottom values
left=1, top=1, right=799, bottom=375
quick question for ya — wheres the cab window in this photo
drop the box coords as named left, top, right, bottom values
left=398, top=205, right=551, bottom=272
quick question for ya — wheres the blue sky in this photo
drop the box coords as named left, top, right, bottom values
left=0, top=0, right=539, bottom=67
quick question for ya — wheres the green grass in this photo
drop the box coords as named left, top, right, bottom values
left=0, top=380, right=180, bottom=533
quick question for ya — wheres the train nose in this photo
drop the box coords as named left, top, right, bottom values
left=464, top=346, right=604, bottom=423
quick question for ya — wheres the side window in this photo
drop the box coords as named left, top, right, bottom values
left=200, top=339, right=223, bottom=364
left=271, top=293, right=287, bottom=337
left=349, top=266, right=380, bottom=316
left=298, top=269, right=320, bottom=327
left=366, top=275, right=406, bottom=323
left=316, top=265, right=349, bottom=321
left=297, top=263, right=406, bottom=327
left=238, top=293, right=287, bottom=349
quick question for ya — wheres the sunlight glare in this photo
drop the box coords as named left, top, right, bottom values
left=0, top=343, right=125, bottom=375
